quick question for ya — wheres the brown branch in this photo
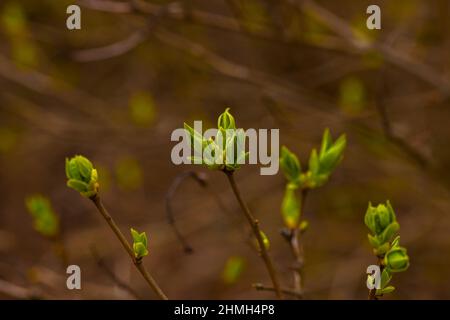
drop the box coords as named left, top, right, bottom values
left=78, top=0, right=344, bottom=51
left=375, top=67, right=429, bottom=168
left=90, top=194, right=168, bottom=300
left=165, top=170, right=240, bottom=253
left=281, top=188, right=308, bottom=298
left=77, top=0, right=241, bottom=32
left=79, top=0, right=450, bottom=96
left=72, top=31, right=148, bottom=62
left=165, top=171, right=208, bottom=253
left=90, top=246, right=141, bottom=299
left=253, top=283, right=303, bottom=299
left=224, top=170, right=283, bottom=299
left=0, top=279, right=45, bottom=300
left=292, top=0, right=450, bottom=97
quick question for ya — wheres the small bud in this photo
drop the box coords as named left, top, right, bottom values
left=318, top=131, right=346, bottom=175
left=217, top=108, right=236, bottom=130
left=306, top=149, right=327, bottom=188
left=25, top=195, right=59, bottom=237
left=299, top=220, right=309, bottom=233
left=384, top=245, right=409, bottom=273
left=305, top=129, right=346, bottom=188
left=131, top=228, right=149, bottom=259
left=222, top=256, right=245, bottom=285
left=256, top=230, right=270, bottom=251
left=280, top=146, right=301, bottom=185
left=364, top=201, right=397, bottom=237
left=65, top=155, right=99, bottom=198
left=184, top=122, right=207, bottom=152
left=281, top=183, right=301, bottom=229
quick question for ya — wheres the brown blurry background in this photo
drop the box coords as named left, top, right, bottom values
left=0, top=0, right=449, bottom=299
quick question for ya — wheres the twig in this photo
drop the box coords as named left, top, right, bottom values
left=72, top=31, right=148, bottom=62
left=292, top=0, right=450, bottom=97
left=80, top=0, right=450, bottom=96
left=90, top=246, right=141, bottom=299
left=0, top=279, right=44, bottom=300
left=375, top=67, right=429, bottom=168
left=90, top=194, right=168, bottom=300
left=165, top=170, right=239, bottom=253
left=281, top=188, right=308, bottom=298
left=165, top=171, right=208, bottom=253
left=253, top=283, right=303, bottom=299
left=224, top=170, right=283, bottom=299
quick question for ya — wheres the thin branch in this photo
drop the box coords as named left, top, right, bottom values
left=281, top=188, right=308, bottom=298
left=252, top=283, right=303, bottom=299
left=292, top=0, right=450, bottom=97
left=165, top=170, right=236, bottom=253
left=78, top=0, right=345, bottom=52
left=72, top=31, right=148, bottom=62
left=90, top=194, right=168, bottom=300
left=90, top=246, right=141, bottom=299
left=80, top=0, right=450, bottom=96
left=0, top=279, right=44, bottom=300
left=224, top=170, right=283, bottom=299
left=375, top=67, right=429, bottom=168
left=165, top=171, right=207, bottom=253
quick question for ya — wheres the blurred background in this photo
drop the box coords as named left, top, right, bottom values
left=0, top=0, right=449, bottom=299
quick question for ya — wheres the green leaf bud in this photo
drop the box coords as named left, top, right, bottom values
left=25, top=195, right=59, bottom=237
left=318, top=134, right=346, bottom=175
left=217, top=108, right=236, bottom=130
left=299, top=220, right=309, bottom=233
left=384, top=246, right=410, bottom=273
left=258, top=230, right=270, bottom=251
left=65, top=155, right=99, bottom=198
left=281, top=183, right=301, bottom=229
left=364, top=201, right=397, bottom=237
left=130, top=228, right=149, bottom=259
left=280, top=146, right=301, bottom=185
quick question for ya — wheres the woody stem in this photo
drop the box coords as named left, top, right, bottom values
left=90, top=194, right=168, bottom=300
left=224, top=170, right=283, bottom=299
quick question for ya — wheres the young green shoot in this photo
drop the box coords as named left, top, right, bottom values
left=65, top=155, right=168, bottom=300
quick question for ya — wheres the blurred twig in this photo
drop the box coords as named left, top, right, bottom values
left=72, top=31, right=148, bottom=62
left=90, top=246, right=140, bottom=299
left=0, top=279, right=44, bottom=300
left=165, top=170, right=234, bottom=253
left=77, top=0, right=345, bottom=51
left=375, top=68, right=429, bottom=168
left=80, top=0, right=450, bottom=96
left=252, top=283, right=303, bottom=299
left=165, top=171, right=207, bottom=254
left=292, top=0, right=450, bottom=97
left=281, top=188, right=308, bottom=298
left=224, top=170, right=283, bottom=299
left=90, top=195, right=168, bottom=300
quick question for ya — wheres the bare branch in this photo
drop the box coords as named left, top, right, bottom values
left=90, top=246, right=141, bottom=299
left=253, top=283, right=303, bottom=299
left=292, top=0, right=450, bottom=97
left=165, top=171, right=208, bottom=254
left=0, top=279, right=45, bottom=300
left=72, top=31, right=148, bottom=62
